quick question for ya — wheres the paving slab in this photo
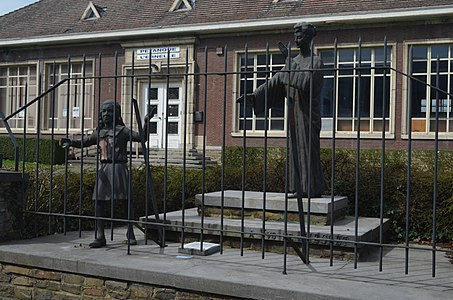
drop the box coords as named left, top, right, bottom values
left=0, top=228, right=451, bottom=300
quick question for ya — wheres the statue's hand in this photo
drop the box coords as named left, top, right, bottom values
left=236, top=93, right=255, bottom=105
left=60, top=138, right=71, bottom=149
left=144, top=106, right=156, bottom=123
left=278, top=41, right=289, bottom=59
left=149, top=105, right=157, bottom=119
left=144, top=114, right=151, bottom=124
left=278, top=41, right=298, bottom=67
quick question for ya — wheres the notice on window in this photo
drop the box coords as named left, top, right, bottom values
left=73, top=107, right=80, bottom=118
left=62, top=108, right=68, bottom=118
left=18, top=109, right=25, bottom=118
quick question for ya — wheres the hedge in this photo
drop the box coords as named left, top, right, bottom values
left=6, top=147, right=453, bottom=242
left=221, top=147, right=453, bottom=241
left=19, top=164, right=221, bottom=237
left=0, top=135, right=65, bottom=165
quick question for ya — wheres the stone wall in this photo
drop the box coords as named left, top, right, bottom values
left=0, top=263, right=233, bottom=300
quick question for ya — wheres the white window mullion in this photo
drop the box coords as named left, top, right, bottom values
left=426, top=48, right=432, bottom=133
left=448, top=46, right=451, bottom=132
left=6, top=67, right=11, bottom=116
left=352, top=51, right=357, bottom=132
left=335, top=52, right=340, bottom=134
left=252, top=56, right=258, bottom=131
left=369, top=49, right=376, bottom=133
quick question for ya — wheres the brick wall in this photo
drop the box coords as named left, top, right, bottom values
left=0, top=263, right=233, bottom=300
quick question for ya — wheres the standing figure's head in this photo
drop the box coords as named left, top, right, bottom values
left=101, top=100, right=125, bottom=127
left=294, top=22, right=317, bottom=52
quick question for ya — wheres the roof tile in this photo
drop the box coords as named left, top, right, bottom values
left=1, top=0, right=453, bottom=40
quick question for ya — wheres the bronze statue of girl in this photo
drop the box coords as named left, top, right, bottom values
left=61, top=100, right=151, bottom=248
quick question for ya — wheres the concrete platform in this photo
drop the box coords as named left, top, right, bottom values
left=0, top=228, right=451, bottom=300
left=141, top=208, right=389, bottom=250
left=144, top=191, right=388, bottom=258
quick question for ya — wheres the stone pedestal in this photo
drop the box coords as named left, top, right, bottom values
left=195, top=190, right=348, bottom=225
left=0, top=170, right=28, bottom=241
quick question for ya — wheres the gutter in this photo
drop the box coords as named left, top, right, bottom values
left=1, top=5, right=453, bottom=47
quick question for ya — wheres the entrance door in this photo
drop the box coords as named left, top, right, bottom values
left=141, top=83, right=181, bottom=149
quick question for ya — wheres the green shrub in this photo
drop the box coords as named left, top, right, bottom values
left=222, top=146, right=286, bottom=192
left=21, top=164, right=222, bottom=238
left=130, top=165, right=222, bottom=215
left=22, top=166, right=96, bottom=237
left=0, top=136, right=65, bottom=165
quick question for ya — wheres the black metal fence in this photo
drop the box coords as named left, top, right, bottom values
left=0, top=37, right=452, bottom=276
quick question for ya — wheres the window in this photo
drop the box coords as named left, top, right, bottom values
left=236, top=52, right=287, bottom=133
left=272, top=0, right=301, bottom=3
left=319, top=46, right=392, bottom=134
left=409, top=44, right=453, bottom=134
left=0, top=65, right=37, bottom=130
left=45, top=62, right=94, bottom=131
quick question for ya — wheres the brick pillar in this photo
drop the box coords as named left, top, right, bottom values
left=0, top=171, right=28, bottom=241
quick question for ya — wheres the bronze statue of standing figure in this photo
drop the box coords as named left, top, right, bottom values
left=239, top=22, right=326, bottom=197
left=61, top=100, right=151, bottom=248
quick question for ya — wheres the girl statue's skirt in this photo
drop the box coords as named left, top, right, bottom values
left=92, top=162, right=129, bottom=201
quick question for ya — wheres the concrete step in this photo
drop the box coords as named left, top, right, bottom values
left=69, top=148, right=216, bottom=169
left=140, top=207, right=390, bottom=257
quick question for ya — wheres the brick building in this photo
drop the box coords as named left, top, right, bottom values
left=1, top=0, right=452, bottom=152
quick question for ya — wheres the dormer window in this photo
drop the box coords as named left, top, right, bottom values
left=169, top=0, right=195, bottom=12
left=272, top=0, right=300, bottom=3
left=81, top=1, right=105, bottom=21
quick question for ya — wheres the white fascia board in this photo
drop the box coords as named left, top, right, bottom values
left=1, top=5, right=453, bottom=47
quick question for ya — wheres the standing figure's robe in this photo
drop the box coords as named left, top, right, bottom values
left=253, top=52, right=326, bottom=197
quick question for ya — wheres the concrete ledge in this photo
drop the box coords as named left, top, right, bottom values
left=0, top=231, right=453, bottom=300
left=0, top=229, right=450, bottom=300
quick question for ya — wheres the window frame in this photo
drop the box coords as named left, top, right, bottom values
left=43, top=59, right=95, bottom=133
left=317, top=42, right=396, bottom=139
left=232, top=43, right=396, bottom=139
left=0, top=62, right=39, bottom=133
left=232, top=48, right=288, bottom=138
left=402, top=40, right=453, bottom=140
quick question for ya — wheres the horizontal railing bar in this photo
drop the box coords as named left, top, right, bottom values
left=3, top=78, right=69, bottom=122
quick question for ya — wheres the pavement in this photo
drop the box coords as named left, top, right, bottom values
left=0, top=227, right=452, bottom=300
